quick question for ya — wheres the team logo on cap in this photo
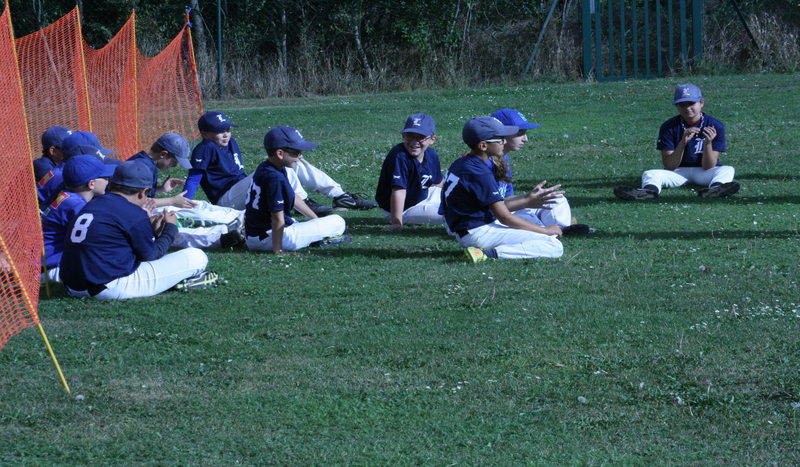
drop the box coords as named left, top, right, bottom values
left=216, top=114, right=226, bottom=122
left=681, top=87, right=691, bottom=97
left=412, top=118, right=422, bottom=127
left=294, top=129, right=304, bottom=139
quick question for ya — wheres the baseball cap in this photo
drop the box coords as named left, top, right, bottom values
left=110, top=160, right=153, bottom=189
left=672, top=83, right=703, bottom=104
left=491, top=109, right=541, bottom=130
left=264, top=126, right=318, bottom=152
left=198, top=111, right=238, bottom=133
left=155, top=133, right=191, bottom=169
left=61, top=131, right=115, bottom=159
left=462, top=116, right=519, bottom=146
left=41, top=126, right=72, bottom=150
left=62, top=155, right=116, bottom=187
left=401, top=113, right=436, bottom=136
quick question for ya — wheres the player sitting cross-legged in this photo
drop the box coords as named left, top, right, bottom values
left=244, top=126, right=350, bottom=254
left=614, top=83, right=740, bottom=200
left=375, top=113, right=444, bottom=230
left=441, top=116, right=563, bottom=263
left=60, top=160, right=218, bottom=299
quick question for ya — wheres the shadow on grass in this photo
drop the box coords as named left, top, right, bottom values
left=576, top=229, right=798, bottom=240
left=517, top=173, right=799, bottom=191
left=307, top=247, right=457, bottom=260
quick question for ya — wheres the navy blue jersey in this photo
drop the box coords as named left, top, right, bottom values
left=186, top=138, right=246, bottom=204
left=37, top=168, right=64, bottom=209
left=244, top=160, right=295, bottom=237
left=657, top=114, right=726, bottom=167
left=128, top=151, right=160, bottom=197
left=441, top=154, right=505, bottom=232
left=33, top=156, right=59, bottom=182
left=59, top=193, right=177, bottom=290
left=375, top=144, right=443, bottom=211
left=41, top=191, right=87, bottom=268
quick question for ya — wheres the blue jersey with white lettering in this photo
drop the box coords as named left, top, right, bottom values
left=41, top=191, right=87, bottom=268
left=244, top=160, right=295, bottom=237
left=375, top=143, right=443, bottom=211
left=59, top=192, right=177, bottom=290
left=657, top=114, right=726, bottom=167
left=441, top=154, right=505, bottom=232
left=186, top=138, right=246, bottom=204
left=34, top=156, right=59, bottom=182
left=128, top=151, right=160, bottom=197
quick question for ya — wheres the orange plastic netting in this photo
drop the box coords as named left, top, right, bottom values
left=0, top=2, right=42, bottom=349
left=1, top=4, right=202, bottom=349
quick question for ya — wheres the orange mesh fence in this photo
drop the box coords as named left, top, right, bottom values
left=17, top=6, right=202, bottom=159
left=1, top=5, right=202, bottom=349
left=0, top=1, right=42, bottom=349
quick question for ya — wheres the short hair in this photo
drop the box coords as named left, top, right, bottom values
left=150, top=142, right=173, bottom=156
left=108, top=182, right=142, bottom=195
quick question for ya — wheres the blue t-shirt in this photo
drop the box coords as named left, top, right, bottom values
left=657, top=114, right=726, bottom=167
left=34, top=156, right=59, bottom=182
left=41, top=191, right=87, bottom=268
left=244, top=160, right=295, bottom=238
left=441, top=154, right=505, bottom=233
left=186, top=138, right=246, bottom=204
left=59, top=192, right=177, bottom=290
left=128, top=151, right=160, bottom=197
left=37, top=168, right=64, bottom=209
left=375, top=143, right=443, bottom=211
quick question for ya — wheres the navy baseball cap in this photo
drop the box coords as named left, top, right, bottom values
left=61, top=131, right=115, bottom=159
left=491, top=109, right=541, bottom=130
left=673, top=83, right=703, bottom=104
left=198, top=111, right=238, bottom=133
left=264, top=126, right=318, bottom=152
left=462, top=116, right=519, bottom=146
left=401, top=113, right=436, bottom=136
left=41, top=126, right=72, bottom=150
left=62, top=155, right=115, bottom=187
left=111, top=160, right=153, bottom=189
left=155, top=133, right=191, bottom=169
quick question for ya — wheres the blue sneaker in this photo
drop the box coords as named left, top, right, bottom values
left=311, top=234, right=353, bottom=248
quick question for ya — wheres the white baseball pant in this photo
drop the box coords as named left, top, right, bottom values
left=293, top=158, right=345, bottom=198
left=245, top=214, right=346, bottom=251
left=381, top=186, right=444, bottom=225
left=216, top=175, right=253, bottom=210
left=458, top=221, right=563, bottom=259
left=156, top=200, right=243, bottom=249
left=513, top=196, right=572, bottom=228
left=642, top=166, right=735, bottom=193
left=66, top=247, right=208, bottom=300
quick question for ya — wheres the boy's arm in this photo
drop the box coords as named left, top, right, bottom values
left=270, top=210, right=285, bottom=254
left=700, top=126, right=720, bottom=170
left=385, top=188, right=407, bottom=230
left=489, top=200, right=562, bottom=237
left=292, top=197, right=318, bottom=219
left=151, top=191, right=198, bottom=209
left=662, top=127, right=700, bottom=170
left=182, top=169, right=204, bottom=199
left=504, top=181, right=564, bottom=211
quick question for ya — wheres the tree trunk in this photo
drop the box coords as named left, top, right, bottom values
left=354, top=22, right=373, bottom=81
left=189, top=0, right=207, bottom=60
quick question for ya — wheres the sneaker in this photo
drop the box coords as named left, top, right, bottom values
left=305, top=197, right=334, bottom=216
left=698, top=181, right=740, bottom=198
left=177, top=217, right=216, bottom=229
left=332, top=192, right=378, bottom=210
left=614, top=185, right=658, bottom=201
left=561, top=224, right=597, bottom=236
left=311, top=234, right=353, bottom=248
left=174, top=271, right=221, bottom=291
left=218, top=217, right=245, bottom=247
left=464, top=246, right=489, bottom=263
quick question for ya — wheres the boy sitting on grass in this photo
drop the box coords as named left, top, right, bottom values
left=614, top=83, right=739, bottom=200
left=441, top=116, right=563, bottom=263
left=244, top=126, right=350, bottom=254
left=375, top=113, right=444, bottom=230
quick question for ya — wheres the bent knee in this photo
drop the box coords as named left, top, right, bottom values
left=183, top=247, right=208, bottom=269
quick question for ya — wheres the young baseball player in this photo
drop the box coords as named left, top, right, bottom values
left=129, top=133, right=244, bottom=248
left=614, top=83, right=739, bottom=200
left=244, top=126, right=349, bottom=253
left=34, top=126, right=72, bottom=182
left=184, top=111, right=376, bottom=216
left=37, top=130, right=118, bottom=209
left=60, top=160, right=217, bottom=299
left=490, top=108, right=592, bottom=234
left=41, top=155, right=115, bottom=282
left=441, top=116, right=563, bottom=262
left=375, top=113, right=444, bottom=230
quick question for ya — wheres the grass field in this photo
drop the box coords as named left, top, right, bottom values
left=2, top=73, right=799, bottom=464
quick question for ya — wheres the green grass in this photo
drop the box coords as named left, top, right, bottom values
left=3, top=73, right=799, bottom=464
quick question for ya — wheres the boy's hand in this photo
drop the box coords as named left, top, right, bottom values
left=170, top=191, right=198, bottom=209
left=141, top=198, right=157, bottom=215
left=162, top=177, right=186, bottom=192
left=163, top=210, right=178, bottom=225
left=383, top=223, right=404, bottom=231
left=543, top=224, right=563, bottom=237
left=681, top=126, right=701, bottom=145
left=150, top=212, right=166, bottom=235
left=701, top=126, right=717, bottom=142
left=524, top=181, right=564, bottom=209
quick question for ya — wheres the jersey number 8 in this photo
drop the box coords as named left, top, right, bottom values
left=70, top=213, right=94, bottom=243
